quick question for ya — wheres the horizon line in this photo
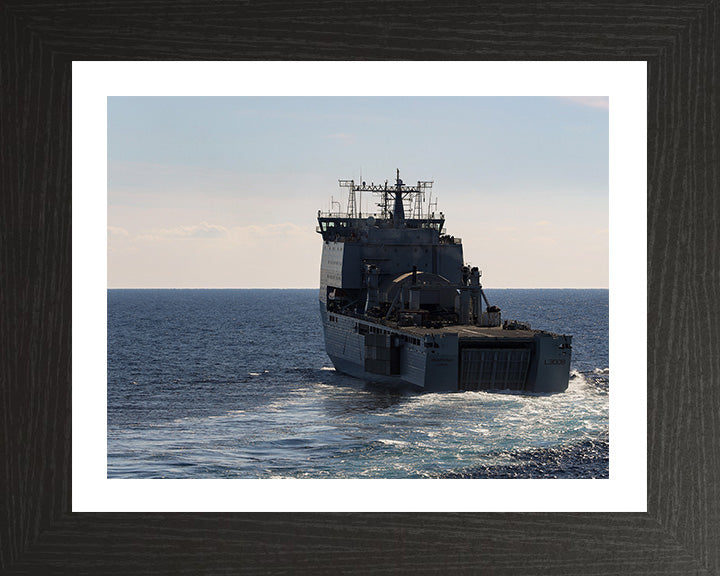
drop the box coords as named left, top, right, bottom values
left=106, top=286, right=610, bottom=290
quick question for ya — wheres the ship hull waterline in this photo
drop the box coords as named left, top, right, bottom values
left=320, top=305, right=571, bottom=394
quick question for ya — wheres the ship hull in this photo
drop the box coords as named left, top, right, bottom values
left=316, top=173, right=572, bottom=394
left=320, top=305, right=571, bottom=394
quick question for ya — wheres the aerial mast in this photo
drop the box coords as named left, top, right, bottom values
left=336, top=170, right=432, bottom=224
left=338, top=179, right=357, bottom=219
left=393, top=168, right=405, bottom=227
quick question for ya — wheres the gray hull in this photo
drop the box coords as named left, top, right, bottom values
left=320, top=306, right=571, bottom=394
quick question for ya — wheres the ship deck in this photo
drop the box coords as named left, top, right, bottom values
left=396, top=324, right=547, bottom=340
left=343, top=311, right=566, bottom=339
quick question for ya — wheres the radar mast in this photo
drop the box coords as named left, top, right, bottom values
left=337, top=169, right=433, bottom=225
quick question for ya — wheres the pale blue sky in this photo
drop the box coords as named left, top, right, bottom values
left=108, top=96, right=608, bottom=288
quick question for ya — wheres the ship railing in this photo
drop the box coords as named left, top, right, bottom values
left=317, top=211, right=386, bottom=220
left=331, top=306, right=393, bottom=327
left=318, top=212, right=445, bottom=231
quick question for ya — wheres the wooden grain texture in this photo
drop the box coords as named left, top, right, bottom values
left=1, top=1, right=718, bottom=574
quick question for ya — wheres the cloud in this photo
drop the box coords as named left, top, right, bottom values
left=561, top=96, right=609, bottom=110
left=108, top=220, right=319, bottom=288
left=140, top=222, right=228, bottom=241
left=107, top=225, right=134, bottom=254
left=131, top=221, right=309, bottom=244
left=107, top=225, right=129, bottom=237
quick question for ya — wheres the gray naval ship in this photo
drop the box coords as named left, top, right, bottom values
left=317, top=170, right=572, bottom=393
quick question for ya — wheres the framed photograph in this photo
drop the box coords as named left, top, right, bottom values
left=3, top=2, right=717, bottom=574
left=101, top=91, right=613, bottom=490
left=83, top=63, right=631, bottom=513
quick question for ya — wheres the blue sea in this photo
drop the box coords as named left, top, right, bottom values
left=107, top=289, right=609, bottom=479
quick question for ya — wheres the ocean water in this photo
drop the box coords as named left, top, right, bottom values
left=107, top=289, right=609, bottom=479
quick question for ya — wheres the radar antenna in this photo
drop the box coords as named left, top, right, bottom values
left=336, top=170, right=434, bottom=226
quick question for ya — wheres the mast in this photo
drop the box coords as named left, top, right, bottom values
left=331, top=170, right=434, bottom=225
left=338, top=179, right=356, bottom=218
left=393, top=168, right=405, bottom=228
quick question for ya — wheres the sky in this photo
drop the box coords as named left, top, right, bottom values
left=107, top=96, right=608, bottom=288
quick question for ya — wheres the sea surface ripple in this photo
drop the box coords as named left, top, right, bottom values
left=108, top=289, right=609, bottom=479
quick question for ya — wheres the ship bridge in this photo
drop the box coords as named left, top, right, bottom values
left=316, top=215, right=447, bottom=242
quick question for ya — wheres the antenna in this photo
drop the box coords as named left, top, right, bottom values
left=338, top=179, right=356, bottom=218
left=341, top=172, right=434, bottom=223
left=393, top=168, right=405, bottom=227
left=330, top=195, right=341, bottom=214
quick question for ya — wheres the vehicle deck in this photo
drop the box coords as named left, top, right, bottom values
left=396, top=324, right=549, bottom=339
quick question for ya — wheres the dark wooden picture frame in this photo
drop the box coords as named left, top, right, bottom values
left=2, top=2, right=718, bottom=574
